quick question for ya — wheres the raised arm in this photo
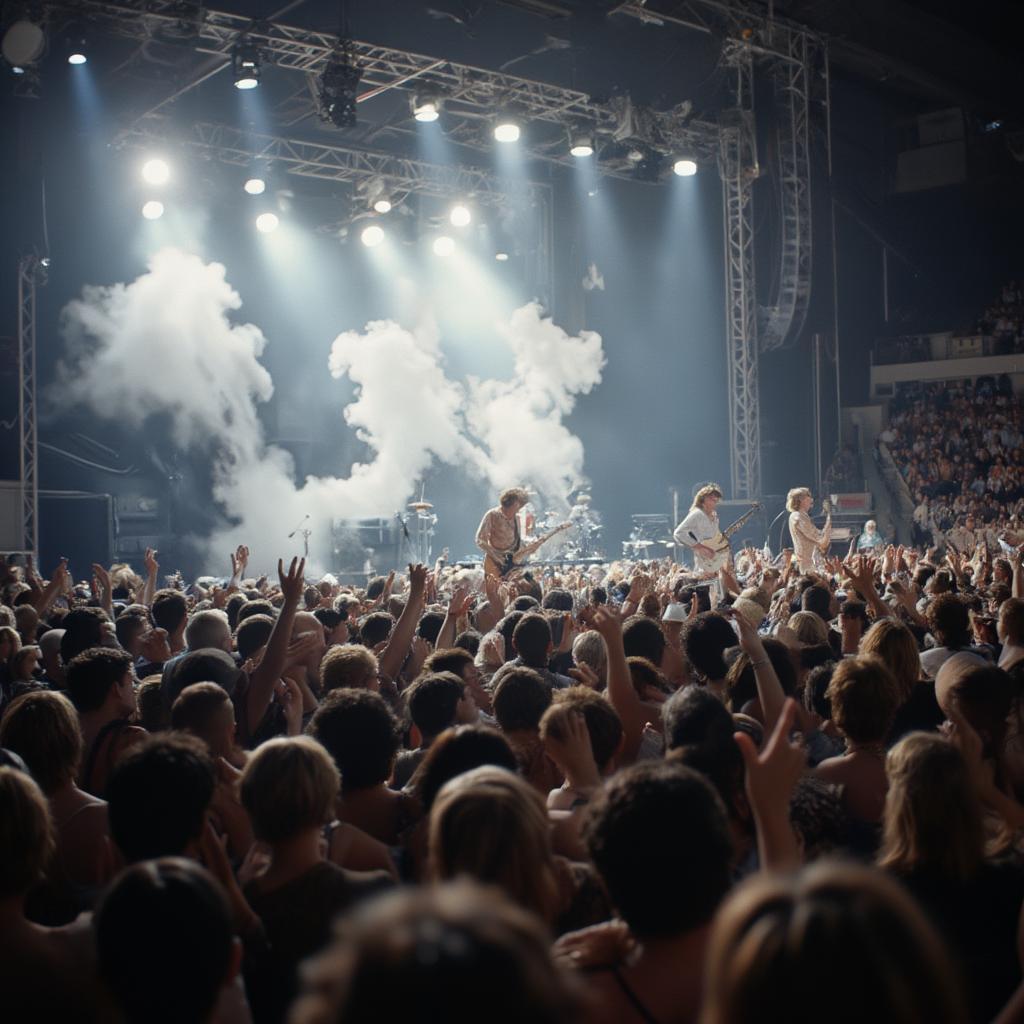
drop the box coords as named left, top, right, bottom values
left=592, top=607, right=649, bottom=764
left=378, top=564, right=427, bottom=683
left=33, top=558, right=69, bottom=616
left=140, top=548, right=159, bottom=608
left=722, top=605, right=786, bottom=734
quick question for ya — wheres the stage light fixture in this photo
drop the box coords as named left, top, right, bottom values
left=232, top=42, right=260, bottom=90
left=493, top=115, right=521, bottom=143
left=11, top=65, right=25, bottom=74
left=361, top=224, right=385, bottom=247
left=449, top=204, right=471, bottom=227
left=244, top=176, right=266, bottom=195
left=255, top=212, right=279, bottom=233
left=3, top=20, right=46, bottom=70
left=141, top=158, right=170, bottom=185
left=142, top=200, right=164, bottom=220
left=373, top=198, right=392, bottom=214
left=495, top=251, right=509, bottom=262
left=673, top=158, right=698, bottom=177
left=318, top=52, right=362, bottom=128
left=433, top=235, right=455, bottom=256
left=412, top=92, right=441, bottom=122
left=67, top=48, right=87, bottom=65
left=569, top=131, right=594, bottom=157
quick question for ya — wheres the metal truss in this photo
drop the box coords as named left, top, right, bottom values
left=718, top=43, right=760, bottom=500
left=17, top=256, right=40, bottom=560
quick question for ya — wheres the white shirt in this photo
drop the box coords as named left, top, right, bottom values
left=673, top=508, right=718, bottom=564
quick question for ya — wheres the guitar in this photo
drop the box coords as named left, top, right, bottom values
left=484, top=522, right=572, bottom=578
left=692, top=502, right=763, bottom=573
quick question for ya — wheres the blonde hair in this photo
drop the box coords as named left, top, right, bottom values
left=0, top=767, right=55, bottom=899
left=879, top=733, right=983, bottom=882
left=240, top=736, right=340, bottom=843
left=788, top=611, right=829, bottom=646
left=702, top=861, right=967, bottom=1024
left=860, top=619, right=921, bottom=701
left=429, top=766, right=559, bottom=924
left=0, top=625, right=21, bottom=655
left=320, top=644, right=378, bottom=693
left=692, top=484, right=723, bottom=510
left=786, top=487, right=812, bottom=512
left=0, top=690, right=83, bottom=794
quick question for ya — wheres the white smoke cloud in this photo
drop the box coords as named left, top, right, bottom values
left=55, top=249, right=604, bottom=571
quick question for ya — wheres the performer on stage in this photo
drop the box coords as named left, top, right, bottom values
left=476, top=487, right=530, bottom=576
left=787, top=487, right=831, bottom=572
left=673, top=483, right=723, bottom=569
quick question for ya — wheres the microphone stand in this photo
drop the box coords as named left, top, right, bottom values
left=288, top=515, right=311, bottom=558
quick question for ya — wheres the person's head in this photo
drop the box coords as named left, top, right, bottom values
left=540, top=687, right=623, bottom=775
left=14, top=602, right=38, bottom=642
left=860, top=618, right=920, bottom=700
left=800, top=585, right=834, bottom=623
left=584, top=761, right=733, bottom=938
left=234, top=613, right=274, bottom=662
left=241, top=736, right=339, bottom=843
left=512, top=595, right=541, bottom=612
left=0, top=766, right=53, bottom=900
left=171, top=683, right=236, bottom=758
left=292, top=882, right=578, bottom=1024
left=622, top=614, right=667, bottom=666
left=106, top=733, right=215, bottom=863
left=360, top=611, right=395, bottom=649
left=429, top=766, right=558, bottom=924
left=927, top=594, right=971, bottom=650
left=788, top=610, right=829, bottom=646
left=0, top=690, right=82, bottom=795
left=511, top=613, right=553, bottom=668
left=152, top=589, right=188, bottom=637
left=864, top=520, right=877, bottom=534
left=826, top=656, right=901, bottom=746
left=683, top=612, right=736, bottom=682
left=161, top=649, right=243, bottom=709
left=406, top=672, right=476, bottom=740
left=692, top=483, right=723, bottom=514
left=236, top=598, right=275, bottom=625
left=998, top=597, right=1024, bottom=645
left=96, top=858, right=239, bottom=1024
left=880, top=732, right=983, bottom=881
left=725, top=639, right=796, bottom=712
left=417, top=610, right=446, bottom=646
left=65, top=646, right=136, bottom=716
left=0, top=624, right=20, bottom=662
left=10, top=643, right=40, bottom=681
left=423, top=647, right=478, bottom=687
left=59, top=606, right=111, bottom=664
left=115, top=611, right=149, bottom=655
left=702, top=861, right=967, bottom=1024
left=492, top=667, right=552, bottom=733
left=541, top=588, right=573, bottom=612
left=499, top=487, right=530, bottom=512
left=184, top=609, right=232, bottom=653
left=409, top=725, right=518, bottom=813
left=307, top=689, right=400, bottom=792
left=571, top=629, right=608, bottom=686
left=313, top=607, right=349, bottom=646
left=320, top=644, right=380, bottom=694
left=786, top=486, right=813, bottom=513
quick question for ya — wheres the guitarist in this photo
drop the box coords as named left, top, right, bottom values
left=787, top=487, right=832, bottom=572
left=673, top=483, right=723, bottom=570
left=476, top=487, right=530, bottom=576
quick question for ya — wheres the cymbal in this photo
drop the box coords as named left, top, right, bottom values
left=575, top=494, right=592, bottom=504
left=408, top=501, right=434, bottom=510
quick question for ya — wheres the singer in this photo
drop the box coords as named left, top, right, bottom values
left=787, top=487, right=831, bottom=572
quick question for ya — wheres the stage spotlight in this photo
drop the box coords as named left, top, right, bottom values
left=232, top=42, right=260, bottom=90
left=373, top=198, right=392, bottom=214
left=433, top=235, right=455, bottom=256
left=361, top=224, right=385, bottom=247
left=244, top=176, right=266, bottom=195
left=2, top=20, right=46, bottom=70
left=255, top=212, right=279, bottom=233
left=141, top=200, right=164, bottom=220
left=141, top=158, right=170, bottom=185
left=449, top=204, right=471, bottom=227
left=412, top=92, right=441, bottom=122
left=495, top=251, right=509, bottom=262
left=569, top=131, right=594, bottom=157
left=318, top=53, right=362, bottom=128
left=493, top=115, right=521, bottom=143
left=11, top=65, right=25, bottom=74
left=67, top=46, right=87, bottom=65
left=673, top=158, right=698, bottom=177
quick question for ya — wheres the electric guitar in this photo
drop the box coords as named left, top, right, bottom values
left=484, top=522, right=572, bottom=578
left=692, top=502, right=763, bottom=573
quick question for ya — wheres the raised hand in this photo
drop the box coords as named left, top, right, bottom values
left=277, top=556, right=306, bottom=605
left=277, top=676, right=305, bottom=736
left=591, top=605, right=623, bottom=642
left=543, top=708, right=600, bottom=792
left=144, top=547, right=160, bottom=577
left=230, top=544, right=250, bottom=578
left=408, top=563, right=428, bottom=593
left=567, top=662, right=600, bottom=689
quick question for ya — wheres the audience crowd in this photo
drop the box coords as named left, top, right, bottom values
left=3, top=531, right=1024, bottom=1024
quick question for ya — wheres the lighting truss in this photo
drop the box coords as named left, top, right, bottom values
left=17, top=255, right=41, bottom=559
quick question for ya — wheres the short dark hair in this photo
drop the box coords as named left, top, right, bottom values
left=804, top=662, right=836, bottom=719
left=236, top=599, right=275, bottom=625
left=65, top=647, right=133, bottom=713
left=584, top=761, right=733, bottom=937
left=152, top=589, right=188, bottom=633
left=307, top=689, right=400, bottom=791
left=801, top=585, right=832, bottom=621
left=512, top=595, right=541, bottom=612
left=511, top=613, right=552, bottom=667
left=406, top=672, right=465, bottom=737
left=96, top=858, right=234, bottom=1024
left=417, top=610, right=446, bottom=645
left=235, top=614, right=274, bottom=662
left=225, top=592, right=247, bottom=631
left=683, top=612, right=736, bottom=681
left=114, top=611, right=148, bottom=650
left=453, top=630, right=481, bottom=656
left=492, top=667, right=552, bottom=733
left=411, top=725, right=519, bottom=812
left=927, top=593, right=971, bottom=649
left=425, top=647, right=474, bottom=678
left=541, top=589, right=573, bottom=612
left=497, top=611, right=525, bottom=659
left=313, top=608, right=345, bottom=631
left=365, top=575, right=389, bottom=600
left=360, top=611, right=395, bottom=649
left=59, top=606, right=110, bottom=664
left=106, top=734, right=215, bottom=862
left=622, top=615, right=666, bottom=666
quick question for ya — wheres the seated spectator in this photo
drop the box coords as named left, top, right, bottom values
left=856, top=519, right=885, bottom=552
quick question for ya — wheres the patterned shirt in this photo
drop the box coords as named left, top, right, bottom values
left=475, top=507, right=520, bottom=557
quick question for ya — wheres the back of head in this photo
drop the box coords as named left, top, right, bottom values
left=307, top=689, right=399, bottom=791
left=683, top=612, right=736, bottom=682
left=360, top=611, right=396, bottom=649
left=622, top=615, right=666, bottom=665
left=492, top=667, right=552, bottom=733
left=702, top=861, right=967, bottom=1024
left=237, top=598, right=275, bottom=625
left=423, top=647, right=474, bottom=680
left=800, top=585, right=832, bottom=622
left=789, top=610, right=829, bottom=646
left=429, top=766, right=557, bottom=923
left=1000, top=597, right=1024, bottom=645
left=95, top=858, right=235, bottom=1024
left=411, top=724, right=518, bottom=812
left=947, top=664, right=1016, bottom=752
left=241, top=736, right=339, bottom=843
left=928, top=593, right=971, bottom=649
left=152, top=589, right=188, bottom=634
left=540, top=688, right=622, bottom=773
left=541, top=589, right=573, bottom=612
left=184, top=609, right=230, bottom=652
left=0, top=766, right=53, bottom=899
left=826, top=655, right=900, bottom=745
left=320, top=644, right=378, bottom=694
left=293, top=882, right=577, bottom=1024
left=571, top=629, right=608, bottom=683
left=170, top=683, right=232, bottom=746
left=59, top=606, right=110, bottom=664
left=406, top=672, right=465, bottom=738
left=417, top=610, right=445, bottom=645
left=66, top=646, right=133, bottom=713
left=235, top=613, right=274, bottom=662
left=0, top=690, right=82, bottom=795
left=583, top=761, right=733, bottom=938
left=860, top=618, right=920, bottom=699
left=161, top=648, right=243, bottom=707
left=106, top=733, right=215, bottom=862
left=512, top=613, right=552, bottom=667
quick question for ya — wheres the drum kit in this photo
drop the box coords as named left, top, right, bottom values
left=403, top=493, right=438, bottom=565
left=533, top=492, right=605, bottom=560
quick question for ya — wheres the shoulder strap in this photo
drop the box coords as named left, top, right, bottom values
left=610, top=967, right=662, bottom=1024
left=82, top=717, right=130, bottom=796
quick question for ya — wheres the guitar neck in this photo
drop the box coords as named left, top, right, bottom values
left=517, top=525, right=568, bottom=560
left=723, top=507, right=758, bottom=540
